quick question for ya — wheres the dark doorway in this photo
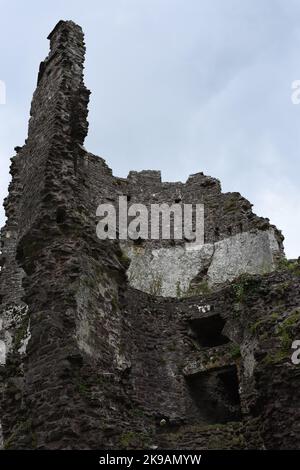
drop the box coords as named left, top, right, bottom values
left=189, top=314, right=229, bottom=348
left=186, top=365, right=242, bottom=424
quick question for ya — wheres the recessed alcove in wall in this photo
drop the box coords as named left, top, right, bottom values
left=186, top=365, right=242, bottom=424
left=189, top=314, right=229, bottom=348
left=56, top=207, right=67, bottom=224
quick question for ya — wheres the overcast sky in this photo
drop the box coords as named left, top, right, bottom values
left=0, top=0, right=299, bottom=258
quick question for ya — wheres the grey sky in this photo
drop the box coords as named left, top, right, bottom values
left=0, top=0, right=299, bottom=258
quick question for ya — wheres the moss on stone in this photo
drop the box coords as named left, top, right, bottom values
left=233, top=274, right=261, bottom=303
left=276, top=309, right=300, bottom=351
left=149, top=276, right=163, bottom=296
left=111, top=295, right=119, bottom=312
left=185, top=280, right=211, bottom=297
left=4, top=419, right=33, bottom=449
left=250, top=318, right=268, bottom=335
left=119, top=430, right=151, bottom=449
left=176, top=280, right=183, bottom=298
left=276, top=258, right=300, bottom=276
left=207, top=433, right=245, bottom=450
left=230, top=344, right=241, bottom=360
left=14, top=315, right=29, bottom=350
left=263, top=350, right=290, bottom=365
left=118, top=251, right=131, bottom=268
left=262, top=309, right=300, bottom=364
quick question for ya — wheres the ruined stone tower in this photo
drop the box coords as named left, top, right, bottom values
left=0, top=20, right=300, bottom=450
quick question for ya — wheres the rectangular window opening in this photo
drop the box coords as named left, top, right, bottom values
left=186, top=365, right=242, bottom=424
left=189, top=314, right=229, bottom=348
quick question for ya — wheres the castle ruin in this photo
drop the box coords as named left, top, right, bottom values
left=0, top=20, right=300, bottom=450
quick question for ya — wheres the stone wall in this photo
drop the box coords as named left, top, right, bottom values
left=119, top=171, right=283, bottom=296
